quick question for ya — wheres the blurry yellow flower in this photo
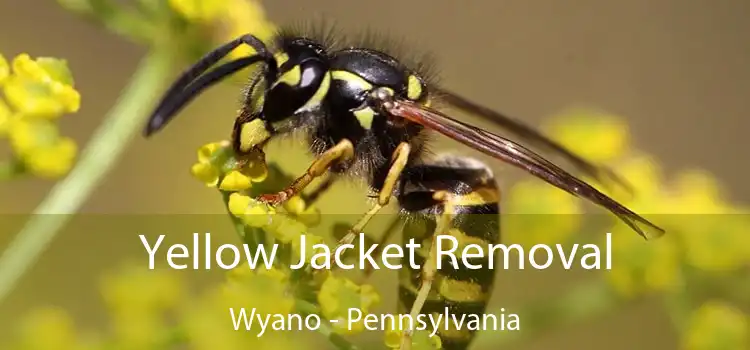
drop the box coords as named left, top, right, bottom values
left=683, top=301, right=748, bottom=350
left=604, top=153, right=665, bottom=207
left=667, top=170, right=728, bottom=214
left=658, top=170, right=750, bottom=271
left=109, top=311, right=163, bottom=349
left=0, top=98, right=12, bottom=135
left=4, top=54, right=80, bottom=118
left=191, top=141, right=268, bottom=188
left=227, top=267, right=294, bottom=311
left=545, top=108, right=630, bottom=163
left=0, top=54, right=8, bottom=84
left=101, top=265, right=185, bottom=315
left=318, top=275, right=380, bottom=334
left=23, top=136, right=77, bottom=178
left=183, top=269, right=301, bottom=350
left=384, top=316, right=443, bottom=350
left=220, top=0, right=277, bottom=59
left=604, top=228, right=681, bottom=297
left=291, top=232, right=326, bottom=264
left=678, top=210, right=750, bottom=272
left=168, top=0, right=226, bottom=23
left=7, top=118, right=78, bottom=178
left=219, top=169, right=253, bottom=191
left=14, top=307, right=82, bottom=350
left=504, top=180, right=583, bottom=247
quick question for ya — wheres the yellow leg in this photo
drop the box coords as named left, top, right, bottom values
left=333, top=142, right=411, bottom=257
left=400, top=191, right=455, bottom=350
left=257, top=139, right=354, bottom=205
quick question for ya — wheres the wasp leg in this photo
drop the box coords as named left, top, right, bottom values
left=333, top=142, right=411, bottom=255
left=399, top=191, right=454, bottom=350
left=301, top=173, right=339, bottom=207
left=257, top=139, right=354, bottom=205
left=398, top=155, right=501, bottom=350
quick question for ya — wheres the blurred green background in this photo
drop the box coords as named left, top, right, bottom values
left=1, top=0, right=749, bottom=349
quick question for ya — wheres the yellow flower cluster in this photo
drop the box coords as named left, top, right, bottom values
left=190, top=140, right=387, bottom=346
left=190, top=141, right=268, bottom=190
left=0, top=53, right=80, bottom=178
left=183, top=267, right=300, bottom=349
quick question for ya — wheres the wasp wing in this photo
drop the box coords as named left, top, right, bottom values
left=384, top=98, right=665, bottom=240
left=435, top=88, right=632, bottom=195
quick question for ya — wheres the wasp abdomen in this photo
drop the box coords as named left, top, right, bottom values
left=397, top=155, right=500, bottom=350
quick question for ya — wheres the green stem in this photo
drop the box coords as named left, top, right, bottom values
left=0, top=50, right=173, bottom=304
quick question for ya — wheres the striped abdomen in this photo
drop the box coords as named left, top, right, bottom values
left=396, top=155, right=500, bottom=350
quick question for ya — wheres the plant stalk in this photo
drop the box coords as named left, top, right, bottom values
left=0, top=49, right=173, bottom=304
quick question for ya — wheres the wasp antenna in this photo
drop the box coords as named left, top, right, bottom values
left=144, top=34, right=276, bottom=137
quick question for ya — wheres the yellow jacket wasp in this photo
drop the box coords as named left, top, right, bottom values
left=144, top=25, right=665, bottom=350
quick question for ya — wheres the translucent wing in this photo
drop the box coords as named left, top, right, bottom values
left=383, top=97, right=665, bottom=239
left=435, top=88, right=633, bottom=194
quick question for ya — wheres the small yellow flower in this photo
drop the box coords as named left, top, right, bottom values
left=683, top=301, right=748, bottom=350
left=4, top=54, right=80, bottom=118
left=228, top=192, right=252, bottom=216
left=191, top=141, right=268, bottom=187
left=283, top=196, right=307, bottom=215
left=384, top=316, right=443, bottom=350
left=191, top=162, right=220, bottom=186
left=545, top=108, right=630, bottom=163
left=12, top=54, right=75, bottom=85
left=7, top=118, right=78, bottom=178
left=23, top=136, right=77, bottom=178
left=318, top=275, right=380, bottom=334
left=219, top=169, right=253, bottom=191
left=197, top=141, right=227, bottom=163
left=504, top=180, right=583, bottom=247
